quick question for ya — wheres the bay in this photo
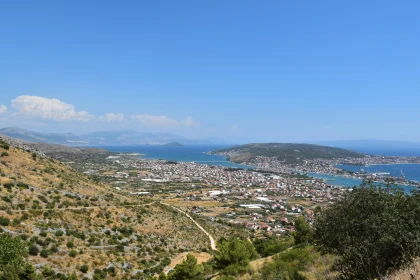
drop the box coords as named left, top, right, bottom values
left=337, top=163, right=420, bottom=182
left=307, top=172, right=416, bottom=193
left=101, top=145, right=253, bottom=169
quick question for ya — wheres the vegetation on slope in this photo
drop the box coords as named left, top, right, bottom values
left=314, top=182, right=420, bottom=279
left=0, top=137, right=211, bottom=279
left=212, top=143, right=365, bottom=164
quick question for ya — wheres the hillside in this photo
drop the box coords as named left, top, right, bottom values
left=0, top=127, right=85, bottom=145
left=0, top=136, right=212, bottom=279
left=0, top=134, right=111, bottom=162
left=211, top=143, right=365, bottom=164
left=0, top=127, right=212, bottom=146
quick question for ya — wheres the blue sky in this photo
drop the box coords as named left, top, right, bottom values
left=1, top=0, right=419, bottom=143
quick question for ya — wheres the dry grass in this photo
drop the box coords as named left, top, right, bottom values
left=164, top=198, right=222, bottom=208
left=0, top=145, right=213, bottom=278
left=384, top=259, right=420, bottom=280
left=167, top=251, right=212, bottom=270
left=249, top=255, right=274, bottom=271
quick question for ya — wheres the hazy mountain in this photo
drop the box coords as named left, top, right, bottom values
left=0, top=127, right=84, bottom=144
left=80, top=130, right=187, bottom=145
left=0, top=127, right=219, bottom=146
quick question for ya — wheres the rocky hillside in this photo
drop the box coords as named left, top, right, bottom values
left=0, top=136, right=210, bottom=279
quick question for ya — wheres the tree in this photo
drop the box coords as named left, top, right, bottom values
left=28, top=244, right=39, bottom=256
left=168, top=254, right=204, bottom=280
left=158, top=272, right=168, bottom=280
left=215, top=237, right=259, bottom=275
left=293, top=217, right=313, bottom=245
left=0, top=234, right=29, bottom=279
left=314, top=183, right=420, bottom=279
left=254, top=236, right=293, bottom=257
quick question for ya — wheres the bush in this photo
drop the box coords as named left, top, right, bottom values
left=0, top=234, right=34, bottom=278
left=314, top=183, right=420, bottom=279
left=253, top=236, right=293, bottom=257
left=260, top=247, right=315, bottom=280
left=28, top=244, right=39, bottom=256
left=215, top=237, right=259, bottom=276
left=115, top=244, right=125, bottom=252
left=80, top=264, right=89, bottom=273
left=168, top=254, right=204, bottom=280
left=55, top=230, right=64, bottom=237
left=1, top=152, right=8, bottom=157
left=3, top=182, right=14, bottom=189
left=0, top=140, right=9, bottom=150
left=69, top=249, right=78, bottom=258
left=40, top=249, right=50, bottom=258
left=0, top=217, right=10, bottom=226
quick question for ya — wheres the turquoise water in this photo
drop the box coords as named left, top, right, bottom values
left=307, top=172, right=416, bottom=193
left=101, top=145, right=253, bottom=169
left=336, top=163, right=420, bottom=182
left=99, top=145, right=420, bottom=192
left=307, top=172, right=363, bottom=187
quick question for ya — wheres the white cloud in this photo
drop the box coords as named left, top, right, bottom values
left=11, top=95, right=94, bottom=121
left=5, top=95, right=200, bottom=130
left=131, top=115, right=198, bottom=127
left=105, top=113, right=124, bottom=121
left=0, top=105, right=7, bottom=114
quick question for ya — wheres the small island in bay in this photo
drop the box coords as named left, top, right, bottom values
left=162, top=142, right=185, bottom=147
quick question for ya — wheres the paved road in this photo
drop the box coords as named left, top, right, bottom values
left=160, top=202, right=217, bottom=251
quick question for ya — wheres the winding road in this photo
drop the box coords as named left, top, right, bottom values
left=160, top=202, right=217, bottom=251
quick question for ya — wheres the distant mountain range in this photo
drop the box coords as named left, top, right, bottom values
left=0, top=127, right=218, bottom=146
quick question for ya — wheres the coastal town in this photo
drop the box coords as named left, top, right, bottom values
left=76, top=151, right=420, bottom=237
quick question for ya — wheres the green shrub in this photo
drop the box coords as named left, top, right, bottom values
left=215, top=237, right=259, bottom=276
left=28, top=244, right=40, bottom=256
left=69, top=249, right=78, bottom=258
left=260, top=247, right=312, bottom=280
left=80, top=264, right=89, bottom=273
left=168, top=254, right=204, bottom=280
left=314, top=183, right=420, bottom=279
left=254, top=236, right=293, bottom=257
left=40, top=249, right=50, bottom=258
left=3, top=182, right=14, bottom=189
left=0, top=217, right=10, bottom=226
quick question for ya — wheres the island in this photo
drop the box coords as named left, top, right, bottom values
left=162, top=142, right=185, bottom=147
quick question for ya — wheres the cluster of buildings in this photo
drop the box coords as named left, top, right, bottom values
left=93, top=153, right=419, bottom=235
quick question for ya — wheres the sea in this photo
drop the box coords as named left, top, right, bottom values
left=102, top=145, right=252, bottom=169
left=100, top=145, right=420, bottom=191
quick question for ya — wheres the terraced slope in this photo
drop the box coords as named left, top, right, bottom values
left=0, top=137, right=209, bottom=279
